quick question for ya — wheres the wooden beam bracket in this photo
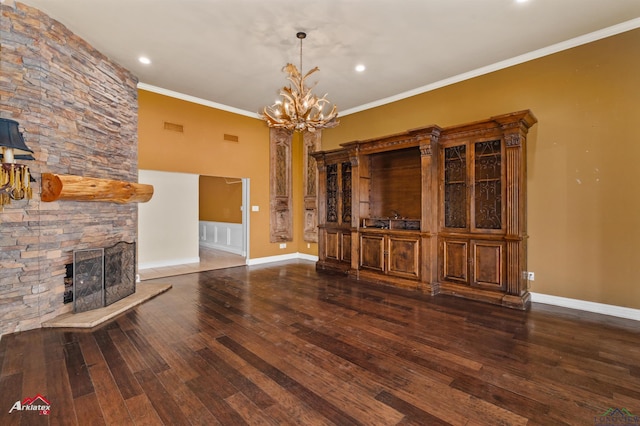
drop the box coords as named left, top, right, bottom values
left=41, top=173, right=153, bottom=204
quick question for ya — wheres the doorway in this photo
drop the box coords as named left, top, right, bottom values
left=137, top=170, right=248, bottom=280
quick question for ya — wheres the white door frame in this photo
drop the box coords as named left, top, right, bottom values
left=241, top=178, right=250, bottom=260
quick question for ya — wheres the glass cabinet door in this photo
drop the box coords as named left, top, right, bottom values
left=326, top=163, right=338, bottom=223
left=473, top=140, right=502, bottom=231
left=443, top=144, right=467, bottom=229
left=341, top=162, right=352, bottom=224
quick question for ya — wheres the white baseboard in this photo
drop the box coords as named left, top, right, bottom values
left=139, top=252, right=318, bottom=270
left=531, top=292, right=640, bottom=321
left=199, top=241, right=244, bottom=256
left=247, top=252, right=318, bottom=266
left=138, top=257, right=200, bottom=270
left=297, top=253, right=319, bottom=262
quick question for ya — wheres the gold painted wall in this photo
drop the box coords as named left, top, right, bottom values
left=321, top=29, right=640, bottom=309
left=138, top=90, right=283, bottom=259
left=199, top=176, right=242, bottom=223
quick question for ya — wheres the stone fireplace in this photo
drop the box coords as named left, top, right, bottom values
left=0, top=3, right=140, bottom=337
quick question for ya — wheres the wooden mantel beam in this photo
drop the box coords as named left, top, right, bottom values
left=41, top=173, right=153, bottom=204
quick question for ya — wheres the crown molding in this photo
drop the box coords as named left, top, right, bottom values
left=137, top=83, right=261, bottom=119
left=341, top=18, right=640, bottom=116
left=138, top=18, right=640, bottom=118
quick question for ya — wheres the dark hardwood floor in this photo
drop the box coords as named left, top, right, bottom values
left=1, top=260, right=639, bottom=425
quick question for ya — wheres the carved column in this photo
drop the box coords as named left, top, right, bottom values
left=498, top=111, right=537, bottom=308
left=313, top=152, right=329, bottom=268
left=348, top=151, right=360, bottom=271
left=419, top=126, right=441, bottom=293
left=270, top=128, right=293, bottom=242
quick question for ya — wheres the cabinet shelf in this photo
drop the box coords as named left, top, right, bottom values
left=362, top=218, right=421, bottom=231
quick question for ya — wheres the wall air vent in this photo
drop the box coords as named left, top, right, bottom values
left=224, top=134, right=239, bottom=142
left=163, top=122, right=184, bottom=133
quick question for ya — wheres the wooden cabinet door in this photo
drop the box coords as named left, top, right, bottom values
left=360, top=233, right=385, bottom=272
left=472, top=140, right=504, bottom=233
left=387, top=235, right=420, bottom=279
left=440, top=238, right=505, bottom=290
left=442, top=143, right=469, bottom=231
left=441, top=238, right=468, bottom=284
left=471, top=240, right=505, bottom=290
left=324, top=230, right=340, bottom=261
left=440, top=139, right=506, bottom=291
left=341, top=232, right=352, bottom=262
left=323, top=229, right=351, bottom=264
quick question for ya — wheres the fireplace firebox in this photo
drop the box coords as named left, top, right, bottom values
left=68, top=242, right=136, bottom=313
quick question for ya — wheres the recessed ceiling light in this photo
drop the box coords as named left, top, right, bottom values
left=516, top=0, right=529, bottom=3
left=138, top=56, right=151, bottom=65
left=355, top=64, right=366, bottom=72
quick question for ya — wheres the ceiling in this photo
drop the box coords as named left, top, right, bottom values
left=16, top=0, right=640, bottom=117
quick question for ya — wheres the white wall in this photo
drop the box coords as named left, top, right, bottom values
left=138, top=170, right=200, bottom=269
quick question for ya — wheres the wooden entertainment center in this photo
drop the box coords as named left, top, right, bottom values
left=312, top=110, right=537, bottom=309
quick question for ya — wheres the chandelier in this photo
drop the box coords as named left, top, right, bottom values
left=0, top=118, right=34, bottom=210
left=262, top=32, right=338, bottom=133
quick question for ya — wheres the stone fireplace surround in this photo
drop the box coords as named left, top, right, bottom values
left=0, top=2, right=140, bottom=337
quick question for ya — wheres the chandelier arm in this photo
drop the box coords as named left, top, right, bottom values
left=280, top=91, right=297, bottom=117
left=262, top=109, right=282, bottom=123
left=302, top=67, right=320, bottom=80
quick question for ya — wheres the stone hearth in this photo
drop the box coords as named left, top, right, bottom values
left=42, top=283, right=171, bottom=329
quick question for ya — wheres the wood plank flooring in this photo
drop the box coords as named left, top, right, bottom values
left=1, top=260, right=639, bottom=425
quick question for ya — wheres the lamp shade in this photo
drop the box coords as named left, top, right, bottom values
left=0, top=118, right=34, bottom=156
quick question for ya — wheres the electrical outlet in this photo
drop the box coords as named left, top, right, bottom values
left=527, top=271, right=535, bottom=281
left=279, top=243, right=286, bottom=249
